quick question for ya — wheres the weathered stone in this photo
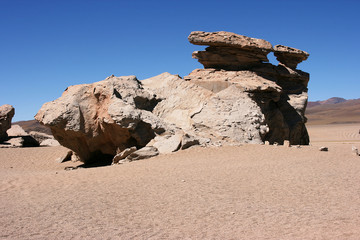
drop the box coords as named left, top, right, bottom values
left=6, top=137, right=23, bottom=147
left=112, top=146, right=137, bottom=164
left=189, top=31, right=273, bottom=70
left=40, top=138, right=60, bottom=147
left=7, top=125, right=28, bottom=137
left=0, top=104, right=15, bottom=142
left=142, top=72, right=212, bottom=131
left=124, top=146, right=159, bottom=162
left=4, top=136, right=39, bottom=148
left=188, top=31, right=272, bottom=50
left=274, top=45, right=309, bottom=69
left=35, top=30, right=311, bottom=165
left=35, top=75, right=170, bottom=164
left=153, top=133, right=182, bottom=154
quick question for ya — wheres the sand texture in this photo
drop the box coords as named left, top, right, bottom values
left=1, top=124, right=360, bottom=239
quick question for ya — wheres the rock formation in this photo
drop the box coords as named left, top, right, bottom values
left=2, top=124, right=40, bottom=148
left=186, top=31, right=310, bottom=145
left=36, top=31, right=310, bottom=164
left=0, top=104, right=15, bottom=142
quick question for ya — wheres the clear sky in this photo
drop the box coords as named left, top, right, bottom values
left=1, top=0, right=359, bottom=121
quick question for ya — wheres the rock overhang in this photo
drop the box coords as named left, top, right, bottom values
left=188, top=31, right=309, bottom=70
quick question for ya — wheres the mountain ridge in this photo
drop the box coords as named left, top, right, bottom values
left=306, top=97, right=360, bottom=125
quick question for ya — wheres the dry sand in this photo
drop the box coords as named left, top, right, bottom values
left=1, top=124, right=360, bottom=239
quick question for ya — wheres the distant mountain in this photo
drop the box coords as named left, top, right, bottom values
left=12, top=119, right=52, bottom=135
left=306, top=97, right=360, bottom=125
left=307, top=97, right=346, bottom=108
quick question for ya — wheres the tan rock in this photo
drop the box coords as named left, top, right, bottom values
left=7, top=125, right=28, bottom=137
left=188, top=31, right=273, bottom=70
left=112, top=146, right=137, bottom=164
left=6, top=137, right=23, bottom=147
left=35, top=75, right=170, bottom=164
left=153, top=133, right=182, bottom=154
left=274, top=45, right=309, bottom=69
left=188, top=31, right=272, bottom=50
left=0, top=104, right=15, bottom=142
left=40, top=138, right=60, bottom=147
left=3, top=136, right=39, bottom=148
left=124, top=146, right=159, bottom=162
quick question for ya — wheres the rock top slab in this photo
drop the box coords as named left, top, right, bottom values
left=188, top=31, right=272, bottom=51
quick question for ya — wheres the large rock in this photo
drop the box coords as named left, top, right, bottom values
left=185, top=31, right=310, bottom=145
left=188, top=31, right=273, bottom=70
left=0, top=104, right=15, bottom=142
left=35, top=31, right=311, bottom=164
left=35, top=75, right=171, bottom=164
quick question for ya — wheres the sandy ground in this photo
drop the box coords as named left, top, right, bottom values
left=1, top=124, right=360, bottom=239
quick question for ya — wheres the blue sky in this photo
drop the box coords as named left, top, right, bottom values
left=1, top=0, right=359, bottom=121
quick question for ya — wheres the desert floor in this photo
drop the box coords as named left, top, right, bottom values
left=1, top=124, right=360, bottom=239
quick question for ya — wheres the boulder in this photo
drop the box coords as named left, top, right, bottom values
left=112, top=146, right=137, bottom=164
left=7, top=125, right=28, bottom=137
left=35, top=75, right=171, bottom=164
left=0, top=104, right=15, bottom=142
left=153, top=133, right=182, bottom=154
left=4, top=124, right=40, bottom=147
left=4, top=136, right=39, bottom=147
left=124, top=146, right=159, bottom=162
left=5, top=137, right=23, bottom=147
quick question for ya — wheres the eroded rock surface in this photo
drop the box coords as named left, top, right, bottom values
left=0, top=104, right=15, bottom=142
left=189, top=31, right=273, bottom=70
left=36, top=31, right=310, bottom=164
left=274, top=45, right=309, bottom=69
left=186, top=31, right=310, bottom=145
left=35, top=75, right=171, bottom=163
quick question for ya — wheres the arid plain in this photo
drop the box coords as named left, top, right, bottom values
left=1, top=120, right=360, bottom=239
